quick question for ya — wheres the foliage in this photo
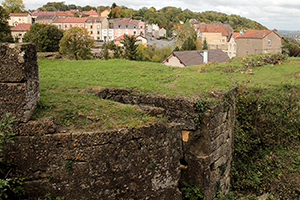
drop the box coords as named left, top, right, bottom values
left=108, top=2, right=122, bottom=19
left=59, top=27, right=93, bottom=60
left=121, top=35, right=138, bottom=60
left=181, top=181, right=203, bottom=200
left=231, top=83, right=300, bottom=198
left=136, top=44, right=172, bottom=62
left=100, top=41, right=123, bottom=60
left=0, top=113, right=27, bottom=199
left=202, top=38, right=208, bottom=50
left=23, top=23, right=64, bottom=52
left=174, top=21, right=197, bottom=49
left=181, top=36, right=197, bottom=51
left=0, top=5, right=13, bottom=42
left=65, top=160, right=74, bottom=170
left=1, top=0, right=25, bottom=13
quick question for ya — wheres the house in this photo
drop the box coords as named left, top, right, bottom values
left=113, top=18, right=145, bottom=38
left=84, top=9, right=99, bottom=17
left=147, top=24, right=166, bottom=38
left=196, top=23, right=233, bottom=55
left=236, top=29, right=282, bottom=57
left=161, top=49, right=229, bottom=67
left=227, top=32, right=240, bottom=58
left=114, top=34, right=147, bottom=47
left=84, top=17, right=109, bottom=40
left=100, top=9, right=110, bottom=17
left=35, top=14, right=57, bottom=24
left=11, top=23, right=31, bottom=42
left=60, top=17, right=86, bottom=30
left=8, top=13, right=32, bottom=26
left=52, top=17, right=65, bottom=29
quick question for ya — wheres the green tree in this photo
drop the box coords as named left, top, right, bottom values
left=121, top=35, right=138, bottom=60
left=174, top=21, right=197, bottom=49
left=0, top=5, right=13, bottom=42
left=202, top=38, right=208, bottom=50
left=59, top=27, right=93, bottom=60
left=23, top=23, right=63, bottom=52
left=181, top=36, right=196, bottom=51
left=1, top=0, right=25, bottom=13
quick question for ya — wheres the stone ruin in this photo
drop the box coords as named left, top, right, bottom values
left=0, top=43, right=236, bottom=200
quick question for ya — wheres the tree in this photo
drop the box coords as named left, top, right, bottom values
left=181, top=36, right=196, bottom=51
left=59, top=27, right=93, bottom=60
left=174, top=21, right=197, bottom=49
left=23, top=23, right=63, bottom=52
left=1, top=0, right=25, bottom=13
left=0, top=6, right=13, bottom=42
left=108, top=2, right=122, bottom=19
left=121, top=35, right=138, bottom=60
left=202, top=38, right=208, bottom=50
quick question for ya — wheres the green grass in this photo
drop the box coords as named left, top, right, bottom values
left=34, top=56, right=299, bottom=132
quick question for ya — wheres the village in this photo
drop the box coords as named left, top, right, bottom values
left=8, top=8, right=283, bottom=67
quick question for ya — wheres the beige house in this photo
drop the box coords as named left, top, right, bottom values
left=161, top=49, right=229, bottom=68
left=84, top=17, right=109, bottom=40
left=11, top=23, right=31, bottom=42
left=100, top=9, right=110, bottom=17
left=8, top=13, right=32, bottom=26
left=196, top=23, right=233, bottom=56
left=227, top=32, right=239, bottom=58
left=60, top=17, right=86, bottom=30
left=236, top=29, right=282, bottom=57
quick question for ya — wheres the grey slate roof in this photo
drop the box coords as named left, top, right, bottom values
left=163, top=49, right=229, bottom=66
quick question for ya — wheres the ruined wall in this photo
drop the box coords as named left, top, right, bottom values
left=1, top=44, right=236, bottom=200
left=0, top=43, right=39, bottom=122
left=89, top=88, right=236, bottom=200
left=6, top=120, right=183, bottom=200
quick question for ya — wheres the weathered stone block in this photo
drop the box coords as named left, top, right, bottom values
left=0, top=43, right=38, bottom=83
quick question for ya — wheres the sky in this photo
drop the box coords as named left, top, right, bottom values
left=22, top=0, right=300, bottom=30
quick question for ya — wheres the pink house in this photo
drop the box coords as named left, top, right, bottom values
left=113, top=18, right=145, bottom=39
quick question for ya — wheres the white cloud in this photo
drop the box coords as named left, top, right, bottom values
left=22, top=0, right=300, bottom=30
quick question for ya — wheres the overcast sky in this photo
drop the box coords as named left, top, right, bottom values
left=22, top=0, right=300, bottom=30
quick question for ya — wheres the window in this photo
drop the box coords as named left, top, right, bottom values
left=85, top=25, right=88, bottom=28
left=91, top=31, right=93, bottom=34
left=18, top=33, right=22, bottom=37
left=90, top=25, right=93, bottom=29
left=97, top=25, right=100, bottom=29
left=268, top=39, right=271, bottom=46
left=97, top=31, right=100, bottom=35
left=70, top=25, right=72, bottom=28
left=133, top=31, right=136, bottom=35
left=247, top=39, right=249, bottom=43
left=246, top=51, right=249, bottom=55
left=65, top=25, right=67, bottom=28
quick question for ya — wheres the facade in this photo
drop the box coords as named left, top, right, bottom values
left=84, top=17, right=108, bottom=40
left=11, top=23, right=31, bottom=42
left=227, top=32, right=239, bottom=58
left=236, top=29, right=282, bottom=57
left=8, top=13, right=32, bottom=26
left=161, top=49, right=229, bottom=67
left=60, top=17, right=86, bottom=30
left=197, top=23, right=233, bottom=55
left=113, top=18, right=145, bottom=38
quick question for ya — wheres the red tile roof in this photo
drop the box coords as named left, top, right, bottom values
left=11, top=23, right=31, bottom=31
left=114, top=18, right=140, bottom=25
left=233, top=32, right=240, bottom=40
left=52, top=18, right=65, bottom=23
left=9, top=13, right=29, bottom=16
left=198, top=24, right=229, bottom=36
left=85, top=9, right=99, bottom=16
left=63, top=17, right=86, bottom=23
left=85, top=17, right=104, bottom=22
left=237, top=29, right=281, bottom=39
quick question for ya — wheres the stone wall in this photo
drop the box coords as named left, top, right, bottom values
left=5, top=121, right=183, bottom=200
left=0, top=43, right=39, bottom=122
left=1, top=44, right=236, bottom=200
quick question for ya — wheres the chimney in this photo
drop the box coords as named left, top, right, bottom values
left=203, top=50, right=208, bottom=63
